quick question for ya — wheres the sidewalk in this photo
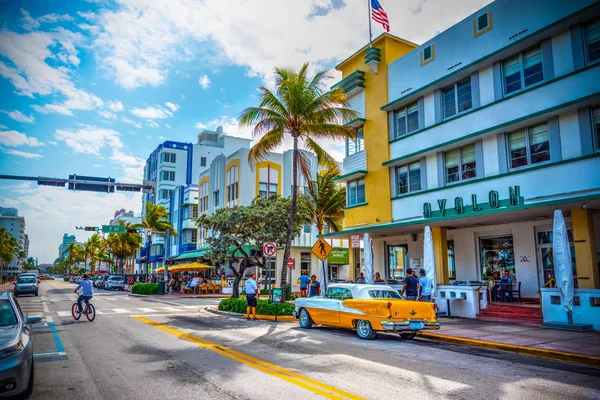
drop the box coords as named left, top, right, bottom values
left=0, top=282, right=13, bottom=292
left=130, top=292, right=229, bottom=299
left=420, top=317, right=600, bottom=366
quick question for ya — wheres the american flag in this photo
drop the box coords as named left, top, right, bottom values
left=371, top=0, right=390, bottom=32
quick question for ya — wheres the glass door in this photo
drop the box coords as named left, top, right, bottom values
left=536, top=230, right=577, bottom=288
left=387, top=245, right=408, bottom=280
left=479, top=235, right=515, bottom=280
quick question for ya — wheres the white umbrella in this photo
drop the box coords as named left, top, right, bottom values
left=320, top=258, right=328, bottom=296
left=423, top=226, right=437, bottom=296
left=552, top=210, right=574, bottom=323
left=363, top=233, right=373, bottom=284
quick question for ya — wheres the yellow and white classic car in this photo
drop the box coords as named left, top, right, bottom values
left=293, top=284, right=440, bottom=340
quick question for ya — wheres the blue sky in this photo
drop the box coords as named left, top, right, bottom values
left=0, top=0, right=491, bottom=262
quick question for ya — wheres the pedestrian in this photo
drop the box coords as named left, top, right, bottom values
left=356, top=272, right=365, bottom=283
left=298, top=271, right=310, bottom=297
left=400, top=268, right=419, bottom=300
left=245, top=272, right=259, bottom=320
left=374, top=272, right=383, bottom=282
left=8, top=275, right=13, bottom=284
left=308, top=275, right=321, bottom=297
left=418, top=269, right=433, bottom=302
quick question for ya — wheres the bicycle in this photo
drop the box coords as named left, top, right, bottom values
left=71, top=298, right=96, bottom=322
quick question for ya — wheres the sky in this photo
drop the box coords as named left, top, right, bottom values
left=0, top=0, right=492, bottom=263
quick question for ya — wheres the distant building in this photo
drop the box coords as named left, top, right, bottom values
left=57, top=233, right=76, bottom=261
left=0, top=207, right=26, bottom=269
left=23, top=234, right=29, bottom=257
left=110, top=209, right=141, bottom=226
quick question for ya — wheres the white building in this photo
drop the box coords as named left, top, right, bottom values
left=0, top=207, right=26, bottom=270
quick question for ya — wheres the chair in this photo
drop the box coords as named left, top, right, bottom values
left=499, top=282, right=514, bottom=303
left=207, top=284, right=214, bottom=294
left=214, top=284, right=221, bottom=294
left=201, top=284, right=208, bottom=294
left=512, top=281, right=522, bottom=303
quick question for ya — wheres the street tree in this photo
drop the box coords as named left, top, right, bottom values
left=305, top=169, right=346, bottom=234
left=134, top=202, right=177, bottom=274
left=62, top=241, right=81, bottom=276
left=22, top=257, right=36, bottom=271
left=239, top=62, right=357, bottom=294
left=0, top=227, right=19, bottom=279
left=197, top=196, right=308, bottom=298
left=107, top=222, right=142, bottom=274
left=86, top=234, right=102, bottom=274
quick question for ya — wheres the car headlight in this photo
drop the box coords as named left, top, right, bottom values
left=0, top=340, right=24, bottom=360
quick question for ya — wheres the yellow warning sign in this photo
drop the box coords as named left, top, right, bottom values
left=311, top=238, right=333, bottom=262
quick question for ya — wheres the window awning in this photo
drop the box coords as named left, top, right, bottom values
left=333, top=170, right=367, bottom=183
left=344, top=118, right=366, bottom=129
left=174, top=249, right=208, bottom=261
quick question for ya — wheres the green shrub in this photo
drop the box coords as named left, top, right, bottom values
left=131, top=283, right=158, bottom=295
left=218, top=297, right=294, bottom=316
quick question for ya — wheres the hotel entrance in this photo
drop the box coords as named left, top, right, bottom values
left=387, top=244, right=408, bottom=280
left=535, top=227, right=578, bottom=288
left=479, top=235, right=515, bottom=280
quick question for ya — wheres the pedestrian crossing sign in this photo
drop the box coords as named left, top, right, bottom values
left=311, top=238, right=333, bottom=262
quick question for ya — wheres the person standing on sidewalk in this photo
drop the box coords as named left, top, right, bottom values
left=298, top=271, right=310, bottom=297
left=308, top=275, right=321, bottom=297
left=400, top=268, right=419, bottom=300
left=245, top=272, right=259, bottom=320
left=418, top=269, right=433, bottom=302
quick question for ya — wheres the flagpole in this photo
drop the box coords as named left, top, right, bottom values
left=367, top=0, right=373, bottom=47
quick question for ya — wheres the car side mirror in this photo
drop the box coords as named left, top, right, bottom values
left=25, top=315, right=42, bottom=325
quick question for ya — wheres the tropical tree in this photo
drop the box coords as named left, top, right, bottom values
left=106, top=222, right=142, bottom=274
left=305, top=170, right=346, bottom=234
left=239, top=63, right=357, bottom=293
left=86, top=234, right=102, bottom=274
left=134, top=202, right=177, bottom=275
left=62, top=242, right=83, bottom=276
left=0, top=227, right=19, bottom=280
left=22, top=257, right=36, bottom=271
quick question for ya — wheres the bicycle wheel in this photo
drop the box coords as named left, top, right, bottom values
left=85, top=303, right=96, bottom=322
left=71, top=303, right=81, bottom=320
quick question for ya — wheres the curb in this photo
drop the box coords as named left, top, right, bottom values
left=419, top=332, right=600, bottom=368
left=206, top=306, right=296, bottom=322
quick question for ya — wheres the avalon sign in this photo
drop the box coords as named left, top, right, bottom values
left=423, top=186, right=523, bottom=219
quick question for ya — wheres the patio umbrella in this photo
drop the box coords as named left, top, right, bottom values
left=320, top=258, right=328, bottom=296
left=552, top=210, right=574, bottom=324
left=423, top=226, right=437, bottom=296
left=363, top=233, right=374, bottom=284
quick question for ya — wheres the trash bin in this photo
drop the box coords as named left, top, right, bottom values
left=157, top=281, right=165, bottom=295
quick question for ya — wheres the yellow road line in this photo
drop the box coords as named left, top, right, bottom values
left=132, top=316, right=363, bottom=400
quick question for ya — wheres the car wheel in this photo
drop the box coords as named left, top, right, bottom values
left=17, top=358, right=34, bottom=399
left=356, top=320, right=377, bottom=340
left=400, top=331, right=417, bottom=340
left=298, top=308, right=313, bottom=329
left=14, top=294, right=18, bottom=298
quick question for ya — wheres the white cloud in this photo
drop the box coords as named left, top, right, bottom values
left=1, top=148, right=43, bottom=159
left=195, top=122, right=208, bottom=130
left=19, top=9, right=40, bottom=31
left=164, top=102, right=179, bottom=112
left=195, top=116, right=252, bottom=139
left=120, top=116, right=142, bottom=128
left=147, top=121, right=159, bottom=128
left=131, top=105, right=175, bottom=119
left=159, top=135, right=167, bottom=140
left=48, top=141, right=58, bottom=146
left=78, top=11, right=97, bottom=20
left=98, top=110, right=118, bottom=120
left=1, top=110, right=35, bottom=124
left=93, top=164, right=103, bottom=167
left=165, top=124, right=171, bottom=128
left=37, top=14, right=75, bottom=24
left=0, top=130, right=43, bottom=147
left=198, top=74, right=211, bottom=89
left=107, top=100, right=124, bottom=112
left=54, top=126, right=122, bottom=155
left=0, top=183, right=141, bottom=263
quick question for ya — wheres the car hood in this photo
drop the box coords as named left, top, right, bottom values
left=0, top=325, right=20, bottom=347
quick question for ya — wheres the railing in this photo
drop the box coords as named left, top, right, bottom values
left=537, top=277, right=556, bottom=315
left=475, top=278, right=495, bottom=314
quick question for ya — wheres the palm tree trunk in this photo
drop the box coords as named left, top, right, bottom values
left=281, top=135, right=299, bottom=297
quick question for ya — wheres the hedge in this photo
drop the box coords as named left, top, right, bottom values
left=218, top=297, right=294, bottom=316
left=131, top=283, right=158, bottom=295
left=241, top=288, right=270, bottom=296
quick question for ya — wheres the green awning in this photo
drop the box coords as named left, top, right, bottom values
left=230, top=245, right=256, bottom=257
left=175, top=249, right=208, bottom=261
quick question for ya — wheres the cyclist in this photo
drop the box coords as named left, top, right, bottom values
left=74, top=274, right=93, bottom=313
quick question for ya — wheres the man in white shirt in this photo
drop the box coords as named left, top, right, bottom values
left=245, top=272, right=258, bottom=320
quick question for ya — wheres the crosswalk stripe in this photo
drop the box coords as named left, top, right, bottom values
left=112, top=308, right=131, bottom=314
left=57, top=311, right=71, bottom=317
left=136, top=308, right=157, bottom=312
left=159, top=306, right=179, bottom=311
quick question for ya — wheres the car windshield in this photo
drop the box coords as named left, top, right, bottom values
left=0, top=300, right=18, bottom=327
left=368, top=290, right=402, bottom=299
left=17, top=278, right=36, bottom=284
left=110, top=277, right=123, bottom=280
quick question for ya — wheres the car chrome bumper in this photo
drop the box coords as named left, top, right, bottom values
left=380, top=319, right=441, bottom=331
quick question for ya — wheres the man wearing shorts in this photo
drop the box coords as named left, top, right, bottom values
left=298, top=271, right=310, bottom=297
left=245, top=272, right=258, bottom=320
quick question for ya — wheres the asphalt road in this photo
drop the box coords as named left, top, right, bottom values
left=13, top=280, right=600, bottom=400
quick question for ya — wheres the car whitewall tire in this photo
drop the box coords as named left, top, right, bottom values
left=299, top=309, right=313, bottom=329
left=356, top=320, right=376, bottom=340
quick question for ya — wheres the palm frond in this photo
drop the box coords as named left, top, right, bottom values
left=247, top=128, right=284, bottom=168
left=303, top=138, right=340, bottom=174
left=301, top=123, right=356, bottom=141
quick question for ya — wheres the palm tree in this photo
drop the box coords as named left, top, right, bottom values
left=86, top=234, right=102, bottom=274
left=239, top=63, right=357, bottom=292
left=63, top=242, right=83, bottom=276
left=305, top=170, right=346, bottom=235
left=107, top=223, right=143, bottom=274
left=134, top=202, right=177, bottom=274
left=0, top=227, right=19, bottom=280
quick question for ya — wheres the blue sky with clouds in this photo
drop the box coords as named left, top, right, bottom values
left=0, top=0, right=491, bottom=262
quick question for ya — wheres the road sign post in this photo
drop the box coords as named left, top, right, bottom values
left=263, top=243, right=277, bottom=293
left=287, top=257, right=295, bottom=269
left=102, top=225, right=126, bottom=233
left=351, top=235, right=360, bottom=282
left=312, top=238, right=333, bottom=295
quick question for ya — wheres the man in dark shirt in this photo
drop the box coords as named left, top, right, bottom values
left=400, top=268, right=420, bottom=300
left=308, top=275, right=321, bottom=297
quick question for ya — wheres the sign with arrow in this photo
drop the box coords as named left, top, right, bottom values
left=263, top=242, right=277, bottom=258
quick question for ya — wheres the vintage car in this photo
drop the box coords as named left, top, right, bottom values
left=293, top=284, right=440, bottom=340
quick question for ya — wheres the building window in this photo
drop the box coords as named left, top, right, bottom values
left=420, top=44, right=434, bottom=66
left=593, top=106, right=600, bottom=150
left=447, top=240, right=456, bottom=280
left=474, top=10, right=493, bottom=37
left=301, top=252, right=311, bottom=274
left=213, top=190, right=220, bottom=207
left=159, top=189, right=171, bottom=200
left=259, top=183, right=277, bottom=199
left=445, top=144, right=476, bottom=183
left=508, top=123, right=550, bottom=169
left=394, top=102, right=419, bottom=139
left=191, top=230, right=198, bottom=243
left=503, top=46, right=543, bottom=95
left=227, top=182, right=239, bottom=203
left=191, top=205, right=198, bottom=218
left=585, top=19, right=600, bottom=64
left=199, top=182, right=209, bottom=213
left=396, top=162, right=421, bottom=195
left=226, top=165, right=239, bottom=206
left=303, top=224, right=311, bottom=234
left=348, top=128, right=364, bottom=156
left=160, top=170, right=175, bottom=181
left=442, top=78, right=472, bottom=119
left=200, top=157, right=207, bottom=167
left=347, top=178, right=365, bottom=206
left=161, top=152, right=176, bottom=163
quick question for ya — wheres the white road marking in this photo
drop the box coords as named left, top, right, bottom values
left=46, top=316, right=53, bottom=323
left=43, top=302, right=50, bottom=313
left=130, top=313, right=199, bottom=317
left=112, top=308, right=131, bottom=314
left=95, top=310, right=105, bottom=314
left=136, top=308, right=157, bottom=312
left=158, top=306, right=179, bottom=311
left=57, top=311, right=71, bottom=317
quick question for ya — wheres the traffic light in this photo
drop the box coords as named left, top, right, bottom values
left=85, top=227, right=99, bottom=232
left=127, top=228, right=142, bottom=234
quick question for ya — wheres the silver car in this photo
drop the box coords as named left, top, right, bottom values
left=13, top=277, right=38, bottom=298
left=105, top=276, right=125, bottom=291
left=0, top=292, right=41, bottom=398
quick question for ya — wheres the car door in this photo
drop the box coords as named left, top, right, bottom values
left=317, top=288, right=342, bottom=325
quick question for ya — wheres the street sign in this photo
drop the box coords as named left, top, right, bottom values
left=287, top=257, right=295, bottom=269
left=144, top=229, right=152, bottom=236
left=68, top=174, right=115, bottom=193
left=263, top=242, right=277, bottom=257
left=102, top=225, right=126, bottom=233
left=351, top=235, right=360, bottom=248
left=311, top=238, right=333, bottom=261
left=271, top=288, right=283, bottom=305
